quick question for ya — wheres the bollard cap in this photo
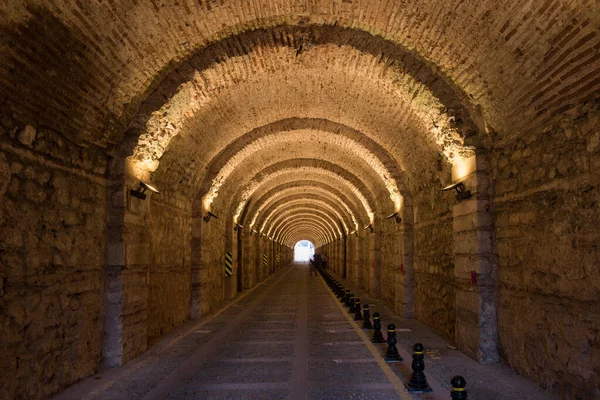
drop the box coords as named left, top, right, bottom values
left=345, top=289, right=350, bottom=293
left=363, top=304, right=369, bottom=309
left=451, top=376, right=467, bottom=390
left=387, top=323, right=396, bottom=331
left=413, top=343, right=424, bottom=354
left=373, top=312, right=380, bottom=319
left=355, top=298, right=360, bottom=303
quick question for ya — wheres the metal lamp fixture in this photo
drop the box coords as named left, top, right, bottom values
left=442, top=181, right=471, bottom=201
left=364, top=223, right=373, bottom=233
left=386, top=212, right=402, bottom=223
left=234, top=223, right=244, bottom=231
left=204, top=211, right=219, bottom=223
left=130, top=181, right=159, bottom=200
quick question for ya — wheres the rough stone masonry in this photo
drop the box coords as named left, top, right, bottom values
left=0, top=1, right=599, bottom=399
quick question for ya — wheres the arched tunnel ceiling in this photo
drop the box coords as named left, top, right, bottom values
left=3, top=1, right=599, bottom=245
left=4, top=2, right=597, bottom=147
left=227, top=159, right=379, bottom=226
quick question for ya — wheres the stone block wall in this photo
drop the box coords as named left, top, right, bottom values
left=146, top=199, right=192, bottom=343
left=381, top=224, right=401, bottom=305
left=492, top=101, right=600, bottom=399
left=413, top=193, right=456, bottom=341
left=199, top=215, right=226, bottom=317
left=0, top=122, right=107, bottom=399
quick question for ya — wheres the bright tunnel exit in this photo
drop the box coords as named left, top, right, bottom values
left=294, top=240, right=315, bottom=262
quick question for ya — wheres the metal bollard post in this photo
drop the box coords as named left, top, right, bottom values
left=362, top=304, right=373, bottom=329
left=348, top=295, right=356, bottom=313
left=383, top=323, right=402, bottom=362
left=406, top=343, right=432, bottom=392
left=450, top=376, right=468, bottom=399
left=353, top=298, right=363, bottom=321
left=371, top=312, right=386, bottom=343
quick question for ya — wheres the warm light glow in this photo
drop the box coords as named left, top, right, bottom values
left=126, top=157, right=160, bottom=181
left=204, top=131, right=400, bottom=219
left=452, top=155, right=476, bottom=181
left=202, top=196, right=213, bottom=212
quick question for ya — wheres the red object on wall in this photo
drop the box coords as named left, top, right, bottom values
left=371, top=261, right=375, bottom=269
left=471, top=271, right=477, bottom=285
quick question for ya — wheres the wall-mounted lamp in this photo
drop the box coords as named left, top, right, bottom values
left=234, top=223, right=244, bottom=231
left=364, top=224, right=373, bottom=233
left=130, top=181, right=159, bottom=200
left=386, top=212, right=402, bottom=223
left=204, top=211, right=219, bottom=223
left=250, top=229, right=258, bottom=235
left=442, top=181, right=471, bottom=201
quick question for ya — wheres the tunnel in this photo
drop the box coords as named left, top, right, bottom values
left=0, top=1, right=599, bottom=399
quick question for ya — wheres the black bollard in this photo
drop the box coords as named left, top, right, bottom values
left=353, top=298, right=363, bottom=321
left=348, top=295, right=356, bottom=313
left=383, top=323, right=402, bottom=362
left=337, top=284, right=344, bottom=299
left=451, top=376, right=468, bottom=399
left=362, top=304, right=373, bottom=329
left=344, top=290, right=351, bottom=307
left=406, top=343, right=432, bottom=392
left=371, top=312, right=386, bottom=343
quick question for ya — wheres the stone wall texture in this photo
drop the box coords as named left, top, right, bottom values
left=146, top=199, right=192, bottom=343
left=413, top=194, right=456, bottom=341
left=493, top=101, right=600, bottom=399
left=1, top=1, right=598, bottom=399
left=1, top=120, right=107, bottom=399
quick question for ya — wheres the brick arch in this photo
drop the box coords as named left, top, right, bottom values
left=216, top=159, right=380, bottom=227
left=196, top=129, right=396, bottom=214
left=123, top=24, right=481, bottom=173
left=268, top=207, right=345, bottom=240
left=282, top=225, right=330, bottom=248
left=6, top=2, right=596, bottom=151
left=272, top=211, right=341, bottom=244
left=196, top=118, right=410, bottom=207
left=242, top=184, right=362, bottom=232
left=275, top=215, right=341, bottom=246
left=289, top=232, right=323, bottom=248
left=289, top=232, right=327, bottom=248
left=235, top=172, right=371, bottom=228
left=282, top=223, right=331, bottom=247
left=256, top=196, right=352, bottom=236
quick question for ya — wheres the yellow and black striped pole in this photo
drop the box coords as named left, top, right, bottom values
left=224, top=252, right=233, bottom=277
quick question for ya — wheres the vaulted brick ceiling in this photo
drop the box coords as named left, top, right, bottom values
left=3, top=0, right=598, bottom=246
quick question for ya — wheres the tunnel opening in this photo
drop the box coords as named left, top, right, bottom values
left=294, top=240, right=315, bottom=262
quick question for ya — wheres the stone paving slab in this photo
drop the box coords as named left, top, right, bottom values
left=328, top=271, right=560, bottom=400
left=184, top=361, right=293, bottom=384
left=54, top=263, right=558, bottom=400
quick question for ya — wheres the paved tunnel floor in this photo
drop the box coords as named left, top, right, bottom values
left=54, top=263, right=557, bottom=400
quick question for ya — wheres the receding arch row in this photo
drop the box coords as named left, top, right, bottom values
left=235, top=172, right=372, bottom=229
left=275, top=214, right=338, bottom=245
left=208, top=142, right=388, bottom=221
left=258, top=196, right=350, bottom=237
left=287, top=231, right=324, bottom=248
left=279, top=222, right=330, bottom=246
left=244, top=180, right=365, bottom=229
left=231, top=160, right=380, bottom=228
left=277, top=219, right=338, bottom=247
left=269, top=208, right=344, bottom=242
left=281, top=223, right=331, bottom=247
left=269, top=209, right=341, bottom=243
left=127, top=24, right=479, bottom=174
left=197, top=118, right=410, bottom=212
left=255, top=189, right=354, bottom=234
